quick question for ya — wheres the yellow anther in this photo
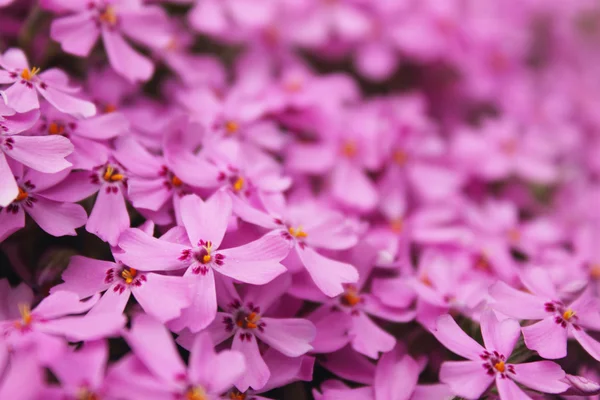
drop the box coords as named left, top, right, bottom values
left=15, top=187, right=28, bottom=202
left=185, top=387, right=207, bottom=400
left=393, top=149, right=408, bottom=166
left=390, top=218, right=403, bottom=233
left=120, top=268, right=137, bottom=284
left=232, top=176, right=244, bottom=192
left=99, top=6, right=117, bottom=26
left=171, top=175, right=183, bottom=187
left=341, top=141, right=358, bottom=158
left=288, top=226, right=308, bottom=239
left=563, top=309, right=575, bottom=320
left=20, top=67, right=40, bottom=81
left=494, top=361, right=506, bottom=373
left=225, top=120, right=239, bottom=134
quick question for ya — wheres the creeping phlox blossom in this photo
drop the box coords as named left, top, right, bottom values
left=2, top=0, right=600, bottom=398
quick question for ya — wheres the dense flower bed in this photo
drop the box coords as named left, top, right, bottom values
left=1, top=1, right=600, bottom=399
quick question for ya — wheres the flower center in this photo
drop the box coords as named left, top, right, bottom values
left=225, top=120, right=239, bottom=135
left=501, top=139, right=517, bottom=155
left=288, top=226, right=308, bottom=239
left=103, top=103, right=117, bottom=113
left=229, top=390, right=247, bottom=400
left=341, top=141, right=358, bottom=158
left=14, top=303, right=33, bottom=329
left=76, top=388, right=100, bottom=400
left=590, top=263, right=600, bottom=280
left=481, top=351, right=514, bottom=377
left=231, top=176, right=244, bottom=192
left=20, top=67, right=40, bottom=81
left=120, top=267, right=138, bottom=285
left=494, top=361, right=506, bottom=373
left=563, top=308, right=575, bottom=321
left=390, top=217, right=403, bottom=233
left=474, top=253, right=492, bottom=272
left=171, top=174, right=183, bottom=187
left=195, top=241, right=213, bottom=264
left=185, top=386, right=207, bottom=400
left=48, top=121, right=66, bottom=135
left=392, top=149, right=408, bottom=166
left=507, top=228, right=521, bottom=243
left=236, top=311, right=261, bottom=330
left=99, top=6, right=118, bottom=26
left=14, top=187, right=28, bottom=202
left=340, top=286, right=361, bottom=307
left=102, top=165, right=124, bottom=182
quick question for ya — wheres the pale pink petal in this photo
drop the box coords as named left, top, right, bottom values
left=168, top=268, right=217, bottom=333
left=1, top=108, right=39, bottom=134
left=26, top=197, right=86, bottom=237
left=119, top=6, right=172, bottom=49
left=0, top=350, right=43, bottom=400
left=180, top=192, right=231, bottom=248
left=243, top=273, right=292, bottom=313
left=5, top=134, right=73, bottom=173
left=40, top=170, right=99, bottom=202
left=374, top=353, right=419, bottom=400
left=511, top=361, right=569, bottom=393
left=322, top=387, right=374, bottom=400
left=320, top=346, right=376, bottom=385
left=331, top=160, right=378, bottom=212
left=411, top=384, right=453, bottom=400
left=355, top=41, right=398, bottom=82
left=0, top=153, right=18, bottom=207
left=495, top=377, right=532, bottom=400
left=433, top=315, right=485, bottom=360
left=33, top=290, right=97, bottom=318
left=128, top=178, right=172, bottom=211
left=218, top=231, right=289, bottom=284
left=232, top=332, right=270, bottom=392
left=50, top=12, right=99, bottom=57
left=123, top=313, right=187, bottom=383
left=113, top=136, right=162, bottom=176
left=188, top=333, right=246, bottom=394
left=88, top=284, right=129, bottom=316
left=519, top=267, right=558, bottom=300
left=309, top=307, right=352, bottom=353
left=40, top=312, right=125, bottom=341
left=101, top=28, right=154, bottom=83
left=350, top=312, right=395, bottom=359
left=0, top=205, right=24, bottom=242
left=572, top=328, right=600, bottom=362
left=38, top=83, right=96, bottom=118
left=230, top=194, right=279, bottom=229
left=254, top=317, right=315, bottom=357
left=296, top=245, right=358, bottom=298
left=132, top=273, right=192, bottom=323
left=116, top=228, right=189, bottom=271
left=488, top=281, right=547, bottom=319
left=188, top=1, right=228, bottom=34
left=331, top=4, right=371, bottom=40
left=479, top=310, right=521, bottom=358
left=260, top=351, right=314, bottom=392
left=286, top=143, right=336, bottom=174
left=361, top=294, right=416, bottom=323
left=50, top=339, right=108, bottom=389
left=522, top=317, right=567, bottom=359
left=86, top=187, right=129, bottom=245
left=75, top=112, right=129, bottom=139
left=2, top=82, right=38, bottom=113
left=439, top=361, right=494, bottom=400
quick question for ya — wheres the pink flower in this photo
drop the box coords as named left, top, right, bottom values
left=47, top=0, right=172, bottom=82
left=111, top=314, right=246, bottom=399
left=34, top=100, right=129, bottom=170
left=0, top=347, right=44, bottom=400
left=0, top=167, right=87, bottom=242
left=433, top=310, right=570, bottom=399
left=0, top=48, right=96, bottom=117
left=489, top=268, right=600, bottom=361
left=177, top=276, right=315, bottom=391
left=42, top=159, right=131, bottom=245
left=232, top=194, right=360, bottom=297
left=294, top=261, right=414, bottom=359
left=0, top=280, right=125, bottom=357
left=41, top=340, right=110, bottom=400
left=117, top=191, right=290, bottom=332
left=52, top=255, right=193, bottom=323
left=315, top=346, right=452, bottom=400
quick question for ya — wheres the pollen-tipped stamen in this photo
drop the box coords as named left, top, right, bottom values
left=20, top=66, right=40, bottom=81
left=288, top=226, right=308, bottom=239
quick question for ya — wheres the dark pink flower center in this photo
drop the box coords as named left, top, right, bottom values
left=480, top=351, right=514, bottom=378
left=544, top=302, right=581, bottom=329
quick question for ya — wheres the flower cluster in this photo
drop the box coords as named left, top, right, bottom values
left=1, top=0, right=600, bottom=399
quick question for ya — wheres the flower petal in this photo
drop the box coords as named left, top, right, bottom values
left=511, top=361, right=569, bottom=393
left=0, top=206, right=25, bottom=242
left=86, top=186, right=129, bottom=245
left=116, top=228, right=189, bottom=271
left=50, top=11, right=99, bottom=57
left=232, top=332, right=270, bottom=392
left=433, top=314, right=485, bottom=360
left=5, top=134, right=73, bottom=173
left=188, top=333, right=246, bottom=394
left=295, top=245, right=358, bottom=298
left=495, top=376, right=531, bottom=400
left=50, top=256, right=113, bottom=298
left=38, top=83, right=97, bottom=118
left=218, top=231, right=289, bottom=285
left=488, top=281, right=547, bottom=320
left=350, top=312, right=395, bottom=359
left=102, top=28, right=154, bottom=82
left=180, top=191, right=231, bottom=248
left=132, top=273, right=192, bottom=323
left=572, top=328, right=600, bottom=362
left=439, top=361, right=494, bottom=400
left=522, top=317, right=567, bottom=359
left=2, top=82, right=39, bottom=113
left=254, top=317, right=315, bottom=357
left=26, top=197, right=87, bottom=237
left=168, top=268, right=217, bottom=333
left=480, top=310, right=521, bottom=358
left=123, top=313, right=187, bottom=384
